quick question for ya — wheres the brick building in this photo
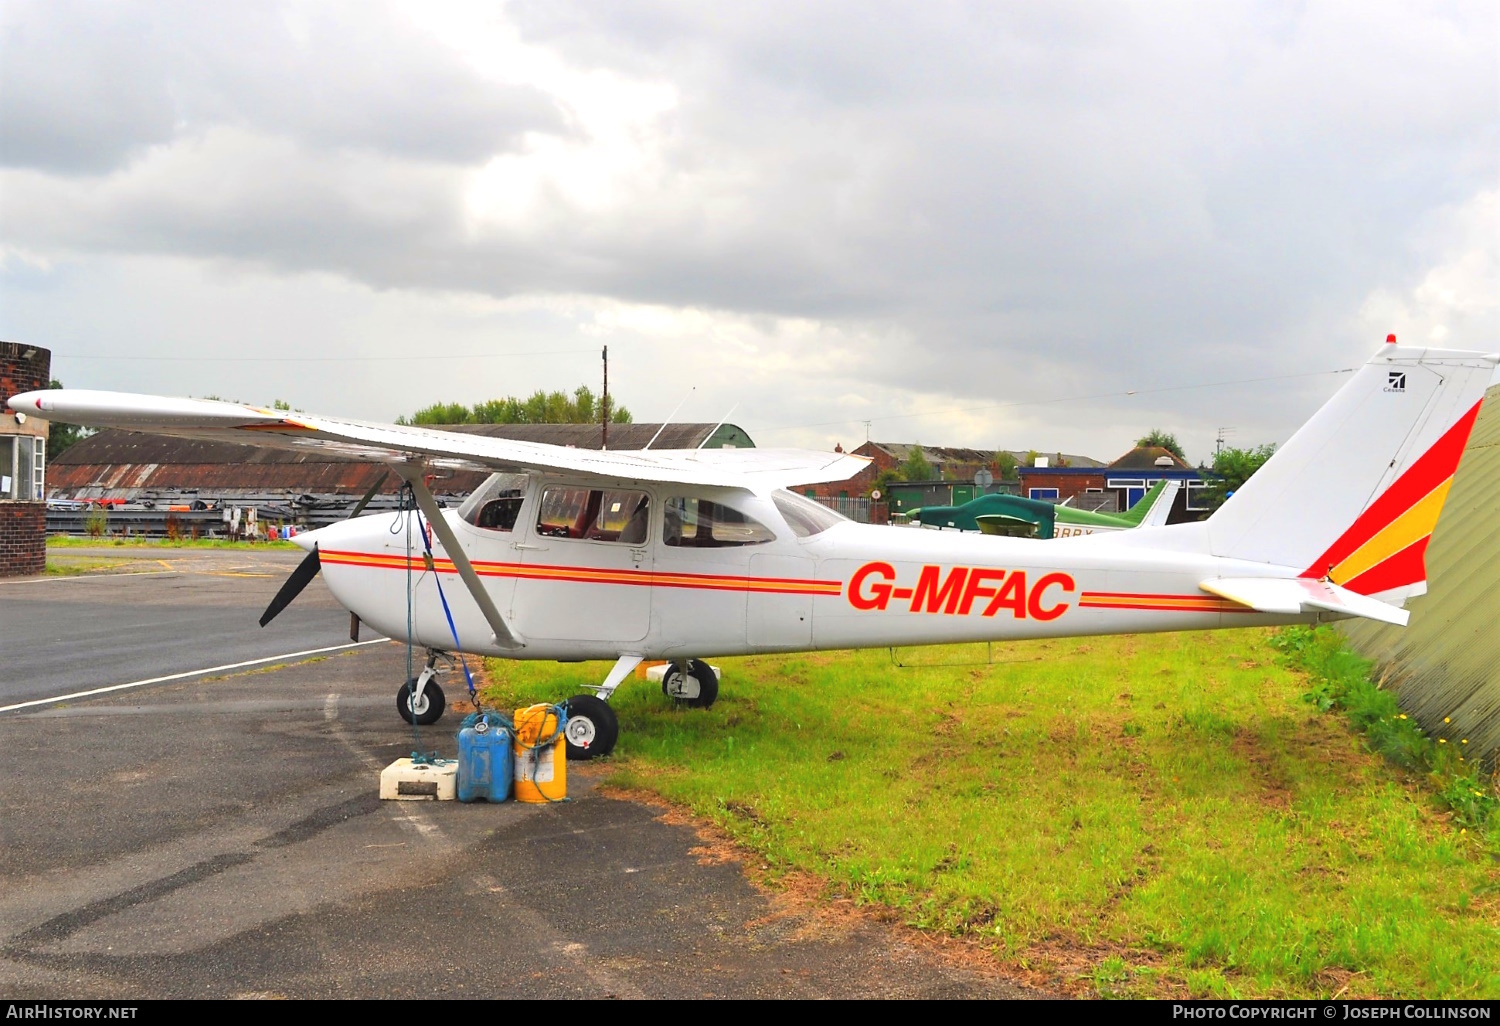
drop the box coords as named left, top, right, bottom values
left=1018, top=444, right=1208, bottom=523
left=0, top=342, right=50, bottom=576
left=796, top=441, right=1103, bottom=522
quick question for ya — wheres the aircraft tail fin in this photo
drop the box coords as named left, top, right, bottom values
left=1205, top=343, right=1496, bottom=604
left=1115, top=479, right=1181, bottom=528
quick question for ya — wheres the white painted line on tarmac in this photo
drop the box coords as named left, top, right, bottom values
left=0, top=640, right=390, bottom=714
left=0, top=570, right=182, bottom=585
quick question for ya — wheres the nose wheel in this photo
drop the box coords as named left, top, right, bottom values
left=397, top=656, right=448, bottom=725
left=397, top=677, right=446, bottom=725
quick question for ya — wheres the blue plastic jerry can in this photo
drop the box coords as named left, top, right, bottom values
left=457, top=714, right=513, bottom=803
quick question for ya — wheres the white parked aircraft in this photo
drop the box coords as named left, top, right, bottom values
left=11, top=341, right=1493, bottom=759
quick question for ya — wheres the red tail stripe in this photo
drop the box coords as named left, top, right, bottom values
left=1342, top=536, right=1430, bottom=596
left=1301, top=399, right=1481, bottom=577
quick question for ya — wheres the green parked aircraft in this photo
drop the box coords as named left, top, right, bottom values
left=903, top=479, right=1180, bottom=539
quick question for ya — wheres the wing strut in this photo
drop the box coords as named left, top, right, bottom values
left=395, top=464, right=526, bottom=651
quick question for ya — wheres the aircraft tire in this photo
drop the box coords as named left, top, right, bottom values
left=563, top=694, right=618, bottom=760
left=397, top=678, right=446, bottom=726
left=661, top=660, right=719, bottom=709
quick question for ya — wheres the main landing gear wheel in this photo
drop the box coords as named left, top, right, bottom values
left=662, top=659, right=719, bottom=709
left=563, top=694, right=618, bottom=761
left=397, top=677, right=446, bottom=726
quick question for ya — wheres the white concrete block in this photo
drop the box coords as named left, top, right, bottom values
left=645, top=663, right=722, bottom=683
left=379, top=758, right=457, bottom=801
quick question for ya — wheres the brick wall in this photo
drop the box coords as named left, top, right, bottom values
left=1016, top=469, right=1107, bottom=501
left=0, top=501, right=45, bottom=577
left=1, top=341, right=51, bottom=401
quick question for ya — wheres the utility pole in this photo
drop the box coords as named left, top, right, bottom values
left=601, top=345, right=609, bottom=451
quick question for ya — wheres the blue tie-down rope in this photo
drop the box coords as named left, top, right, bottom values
left=415, top=511, right=480, bottom=707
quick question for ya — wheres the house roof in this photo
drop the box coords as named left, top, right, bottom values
left=1107, top=445, right=1193, bottom=470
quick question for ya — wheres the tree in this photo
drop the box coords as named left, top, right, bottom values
left=402, top=402, right=475, bottom=425
left=1197, top=443, right=1276, bottom=514
left=44, top=379, right=92, bottom=460
left=398, top=386, right=633, bottom=426
left=995, top=451, right=1018, bottom=481
left=871, top=466, right=903, bottom=498
left=898, top=445, right=935, bottom=482
left=1136, top=429, right=1186, bottom=462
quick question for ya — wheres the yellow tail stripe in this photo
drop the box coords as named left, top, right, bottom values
left=1331, top=476, right=1452, bottom=586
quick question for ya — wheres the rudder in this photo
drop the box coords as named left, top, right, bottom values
left=1205, top=343, right=1496, bottom=601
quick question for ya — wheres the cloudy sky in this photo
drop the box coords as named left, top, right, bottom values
left=2, top=1, right=1495, bottom=465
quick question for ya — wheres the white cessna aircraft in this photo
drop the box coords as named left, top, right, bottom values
left=11, top=340, right=1493, bottom=760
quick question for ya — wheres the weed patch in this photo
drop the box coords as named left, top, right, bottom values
left=1274, top=626, right=1500, bottom=837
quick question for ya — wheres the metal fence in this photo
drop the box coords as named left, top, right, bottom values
left=44, top=492, right=459, bottom=539
left=812, top=495, right=871, bottom=523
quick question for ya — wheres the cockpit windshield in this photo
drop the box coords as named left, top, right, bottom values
left=458, top=473, right=530, bottom=532
left=772, top=490, right=848, bottom=538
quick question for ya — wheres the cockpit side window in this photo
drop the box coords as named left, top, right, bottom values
left=664, top=497, right=776, bottom=547
left=771, top=489, right=848, bottom=538
left=458, top=473, right=530, bottom=532
left=537, top=486, right=651, bottom=543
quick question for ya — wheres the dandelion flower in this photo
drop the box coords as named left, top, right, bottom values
left=1439, top=739, right=1447, bottom=744
left=1444, top=717, right=1451, bottom=724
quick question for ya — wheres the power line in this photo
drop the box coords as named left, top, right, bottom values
left=759, top=367, right=1357, bottom=434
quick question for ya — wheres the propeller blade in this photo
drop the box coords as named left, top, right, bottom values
left=260, top=545, right=321, bottom=627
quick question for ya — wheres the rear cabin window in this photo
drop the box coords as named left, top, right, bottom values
left=664, top=498, right=776, bottom=547
left=536, top=487, right=651, bottom=544
left=772, top=490, right=848, bottom=538
left=458, top=473, right=529, bottom=532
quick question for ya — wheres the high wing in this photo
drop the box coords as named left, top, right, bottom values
left=9, top=390, right=869, bottom=489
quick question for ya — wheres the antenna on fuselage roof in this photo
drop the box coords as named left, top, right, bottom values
left=643, top=386, right=696, bottom=450
left=699, top=403, right=740, bottom=450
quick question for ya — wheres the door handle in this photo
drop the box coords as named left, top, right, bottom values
left=512, top=542, right=549, bottom=551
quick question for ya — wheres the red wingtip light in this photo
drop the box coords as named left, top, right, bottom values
left=1386, top=334, right=1398, bottom=344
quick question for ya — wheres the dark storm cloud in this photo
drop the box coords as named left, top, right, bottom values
left=0, top=0, right=561, bottom=174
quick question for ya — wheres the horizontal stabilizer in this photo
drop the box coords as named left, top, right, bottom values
left=1200, top=577, right=1410, bottom=627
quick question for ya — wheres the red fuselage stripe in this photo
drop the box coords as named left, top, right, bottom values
left=318, top=550, right=841, bottom=595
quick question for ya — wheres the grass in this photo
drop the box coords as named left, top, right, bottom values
left=47, top=536, right=299, bottom=550
left=44, top=556, right=135, bottom=576
left=481, top=629, right=1500, bottom=999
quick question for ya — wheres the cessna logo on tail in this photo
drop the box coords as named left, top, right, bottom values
left=1386, top=371, right=1406, bottom=392
left=847, top=562, right=1075, bottom=620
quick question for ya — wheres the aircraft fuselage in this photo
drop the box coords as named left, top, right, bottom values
left=302, top=479, right=1307, bottom=663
